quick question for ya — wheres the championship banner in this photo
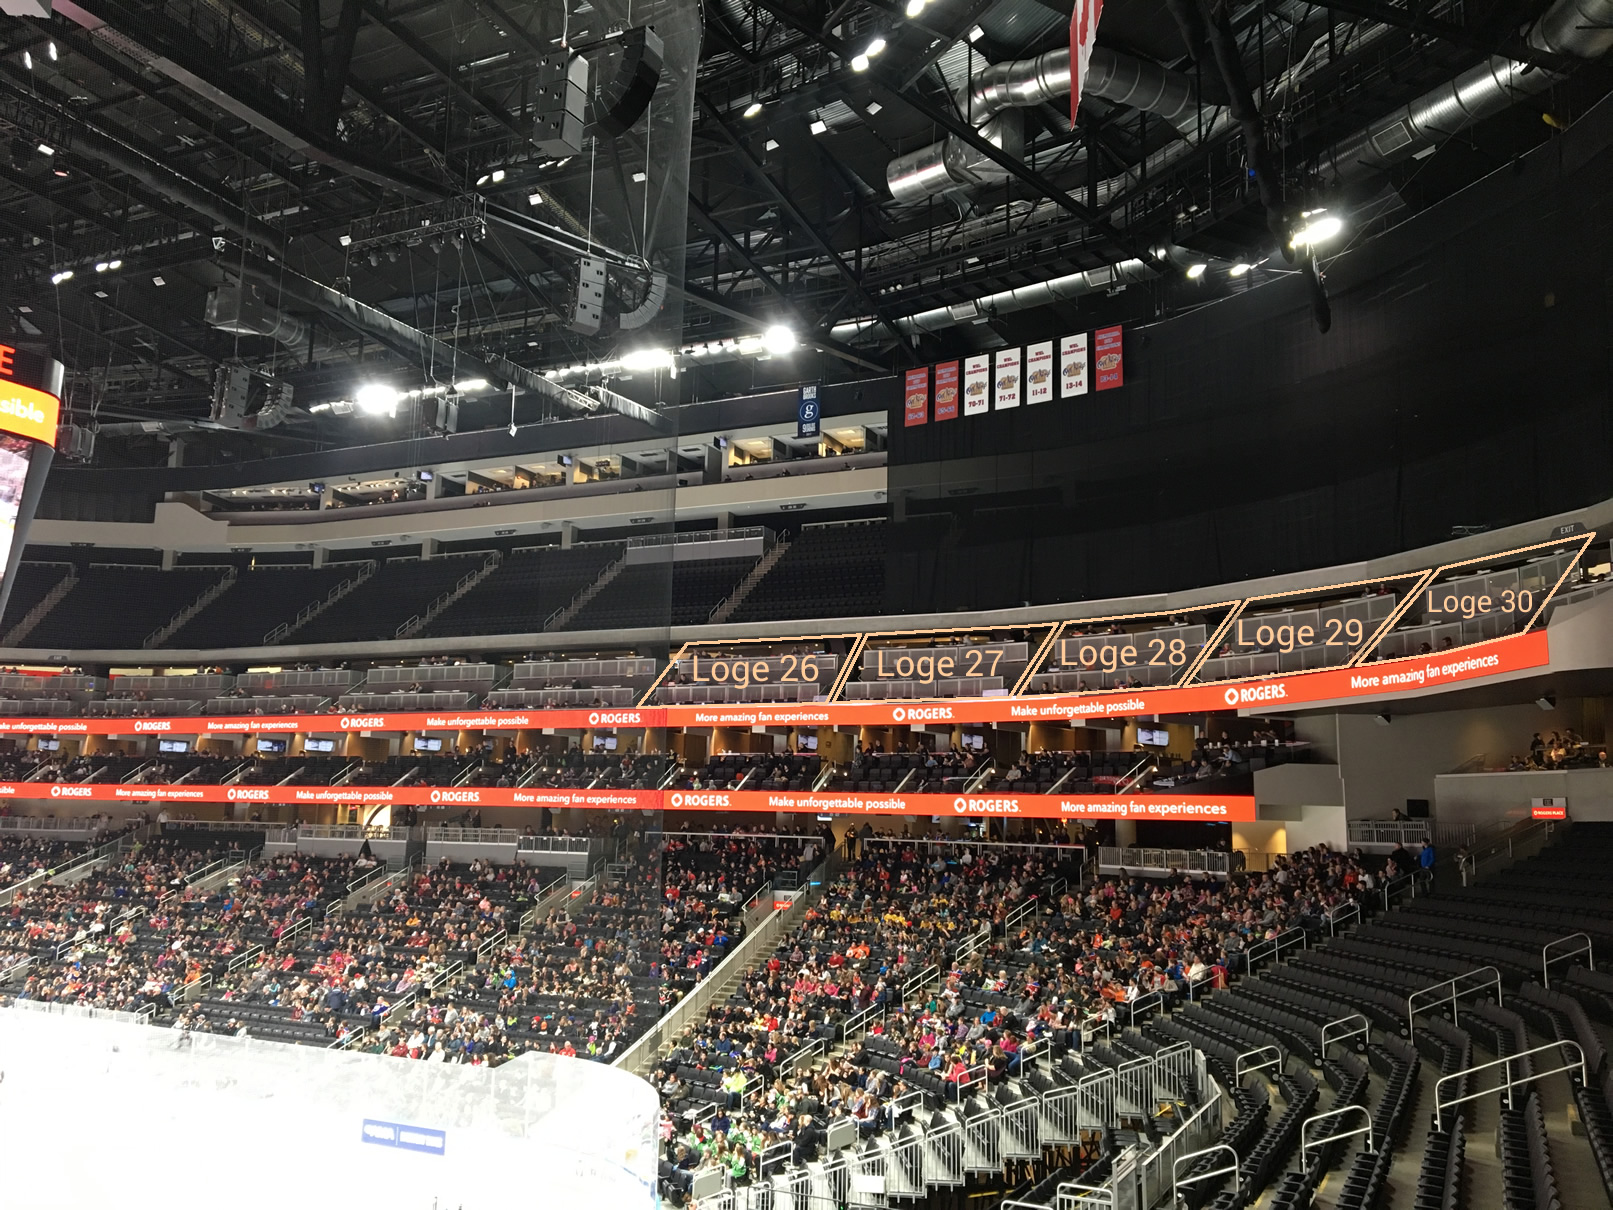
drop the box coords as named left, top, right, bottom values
left=1025, top=341, right=1055, bottom=404
left=1059, top=333, right=1088, bottom=397
left=933, top=360, right=960, bottom=421
left=1094, top=325, right=1123, bottom=390
left=963, top=354, right=991, bottom=416
left=903, top=367, right=930, bottom=427
left=994, top=346, right=1022, bottom=410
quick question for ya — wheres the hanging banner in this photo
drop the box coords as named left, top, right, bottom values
left=797, top=383, right=821, bottom=438
left=903, top=367, right=930, bottom=427
left=1094, top=325, right=1124, bottom=390
left=933, top=360, right=960, bottom=422
left=1069, top=0, right=1105, bottom=125
left=994, top=346, right=1022, bottom=410
left=1025, top=341, right=1055, bottom=404
left=963, top=354, right=991, bottom=416
left=1059, top=333, right=1089, bottom=398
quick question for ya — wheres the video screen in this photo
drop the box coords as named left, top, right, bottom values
left=303, top=737, right=335, bottom=753
left=414, top=736, right=444, bottom=752
left=157, top=739, right=190, bottom=754
left=0, top=435, right=35, bottom=583
left=256, top=737, right=288, bottom=754
left=1136, top=727, right=1170, bottom=746
left=798, top=734, right=818, bottom=751
left=36, top=737, right=59, bottom=752
left=592, top=735, right=619, bottom=751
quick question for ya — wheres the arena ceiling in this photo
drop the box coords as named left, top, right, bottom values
left=0, top=0, right=1605, bottom=457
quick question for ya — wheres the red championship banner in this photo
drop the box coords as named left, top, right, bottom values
left=1094, top=325, right=1123, bottom=390
left=903, top=367, right=930, bottom=427
left=933, top=360, right=960, bottom=421
left=0, top=631, right=1550, bottom=737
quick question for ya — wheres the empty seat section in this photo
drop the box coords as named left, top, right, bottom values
left=301, top=556, right=482, bottom=642
left=562, top=556, right=756, bottom=630
left=166, top=565, right=354, bottom=647
left=424, top=543, right=623, bottom=636
left=728, top=522, right=884, bottom=622
left=27, top=565, right=226, bottom=648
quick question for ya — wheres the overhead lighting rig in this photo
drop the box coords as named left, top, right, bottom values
left=343, top=196, right=488, bottom=259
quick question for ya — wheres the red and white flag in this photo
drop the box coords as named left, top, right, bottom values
left=1070, top=0, right=1105, bottom=126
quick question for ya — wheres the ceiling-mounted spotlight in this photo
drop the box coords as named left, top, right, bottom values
left=866, top=36, right=887, bottom=56
left=46, top=41, right=56, bottom=61
left=809, top=118, right=828, bottom=134
left=967, top=24, right=985, bottom=41
left=851, top=54, right=870, bottom=71
left=527, top=192, right=544, bottom=206
left=50, top=270, right=72, bottom=285
left=94, top=261, right=108, bottom=272
left=475, top=172, right=491, bottom=186
left=22, top=50, right=31, bottom=70
left=354, top=383, right=400, bottom=415
left=1186, top=263, right=1207, bottom=279
left=762, top=324, right=797, bottom=356
left=338, top=233, right=352, bottom=247
left=742, top=101, right=763, bottom=118
left=1290, top=214, right=1344, bottom=249
left=1229, top=263, right=1251, bottom=277
left=35, top=143, right=53, bottom=156
left=905, top=0, right=926, bottom=14
left=490, top=168, right=506, bottom=183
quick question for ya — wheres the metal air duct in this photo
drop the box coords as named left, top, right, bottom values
left=888, top=46, right=1200, bottom=204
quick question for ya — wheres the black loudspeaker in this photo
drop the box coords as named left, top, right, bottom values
left=534, top=51, right=588, bottom=156
left=567, top=256, right=607, bottom=335
left=593, top=26, right=664, bottom=137
left=1406, top=798, right=1430, bottom=818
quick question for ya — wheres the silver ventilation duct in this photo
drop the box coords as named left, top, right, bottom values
left=888, top=46, right=1200, bottom=204
left=205, top=283, right=309, bottom=348
left=1327, top=0, right=1613, bottom=177
left=829, top=246, right=1198, bottom=341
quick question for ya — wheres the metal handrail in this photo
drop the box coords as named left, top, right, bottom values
left=1322, top=1013, right=1370, bottom=1057
left=1235, top=1044, right=1284, bottom=1084
left=1301, top=1104, right=1375, bottom=1162
left=1326, top=901, right=1361, bottom=936
left=1406, top=965, right=1501, bottom=1040
left=1128, top=989, right=1165, bottom=1026
left=1245, top=926, right=1307, bottom=971
left=1171, top=1143, right=1240, bottom=1206
left=1542, top=932, right=1594, bottom=989
left=1434, top=1039, right=1586, bottom=1130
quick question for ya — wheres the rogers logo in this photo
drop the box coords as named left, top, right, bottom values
left=134, top=720, right=172, bottom=732
left=340, top=716, right=385, bottom=728
left=50, top=785, right=93, bottom=798
left=227, top=787, right=270, bottom=801
left=1225, top=683, right=1288, bottom=706
left=429, top=789, right=481, bottom=804
left=588, top=711, right=642, bottom=726
left=953, top=796, right=1020, bottom=815
left=669, top=791, right=730, bottom=808
left=893, top=706, right=953, bottom=723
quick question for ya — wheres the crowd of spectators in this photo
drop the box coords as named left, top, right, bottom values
left=1503, top=729, right=1611, bottom=770
left=655, top=839, right=1378, bottom=1199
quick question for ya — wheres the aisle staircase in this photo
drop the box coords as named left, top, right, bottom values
left=709, top=538, right=790, bottom=624
left=543, top=554, right=624, bottom=630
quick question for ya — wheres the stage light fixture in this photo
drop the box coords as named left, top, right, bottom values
left=1229, top=263, right=1251, bottom=277
left=762, top=324, right=798, bottom=356
left=46, top=41, right=56, bottom=61
left=1290, top=214, right=1344, bottom=248
left=906, top=0, right=926, bottom=14
left=810, top=119, right=828, bottom=134
left=851, top=54, right=870, bottom=71
left=1186, top=264, right=1206, bottom=279
left=50, top=269, right=72, bottom=285
left=743, top=101, right=763, bottom=118
left=36, top=143, right=52, bottom=156
left=620, top=348, right=674, bottom=372
left=355, top=383, right=400, bottom=415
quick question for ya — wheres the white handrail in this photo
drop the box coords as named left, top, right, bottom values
left=1326, top=901, right=1361, bottom=936
left=1235, top=1044, right=1284, bottom=1084
left=1434, top=1038, right=1586, bottom=1130
left=1245, top=925, right=1307, bottom=972
left=1322, top=1013, right=1370, bottom=1057
left=1542, top=932, right=1594, bottom=989
left=1171, top=1143, right=1240, bottom=1206
left=1127, top=989, right=1165, bottom=1026
left=1301, top=1104, right=1375, bottom=1162
left=1406, top=965, right=1501, bottom=1040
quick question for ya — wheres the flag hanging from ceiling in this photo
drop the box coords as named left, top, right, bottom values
left=1070, top=0, right=1105, bottom=126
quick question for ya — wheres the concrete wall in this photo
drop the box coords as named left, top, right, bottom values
left=1436, top=767, right=1613, bottom=824
left=1330, top=700, right=1581, bottom=819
